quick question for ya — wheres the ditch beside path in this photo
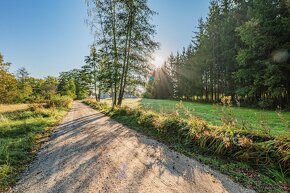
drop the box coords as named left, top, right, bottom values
left=11, top=101, right=254, bottom=193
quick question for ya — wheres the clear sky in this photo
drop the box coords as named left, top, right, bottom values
left=0, top=0, right=210, bottom=78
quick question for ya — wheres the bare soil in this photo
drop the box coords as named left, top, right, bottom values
left=11, top=102, right=254, bottom=193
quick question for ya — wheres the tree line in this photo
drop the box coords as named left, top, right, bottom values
left=0, top=44, right=147, bottom=104
left=0, top=52, right=91, bottom=103
left=145, top=0, right=290, bottom=109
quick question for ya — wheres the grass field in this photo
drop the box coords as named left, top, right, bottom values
left=102, top=98, right=290, bottom=138
left=0, top=104, right=67, bottom=192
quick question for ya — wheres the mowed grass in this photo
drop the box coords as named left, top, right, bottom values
left=102, top=98, right=290, bottom=137
left=0, top=104, right=67, bottom=192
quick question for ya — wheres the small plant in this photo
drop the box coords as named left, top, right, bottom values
left=220, top=96, right=238, bottom=127
left=0, top=114, right=8, bottom=123
left=259, top=112, right=271, bottom=135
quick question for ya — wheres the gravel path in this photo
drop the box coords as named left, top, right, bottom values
left=11, top=101, right=254, bottom=193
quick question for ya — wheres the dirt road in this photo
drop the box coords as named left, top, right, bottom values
left=11, top=102, right=254, bottom=193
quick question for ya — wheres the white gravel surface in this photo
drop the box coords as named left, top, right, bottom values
left=11, top=102, right=255, bottom=193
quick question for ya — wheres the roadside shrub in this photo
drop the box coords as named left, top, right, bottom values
left=47, top=95, right=73, bottom=108
left=83, top=99, right=109, bottom=111
left=159, top=116, right=188, bottom=136
left=138, top=111, right=157, bottom=128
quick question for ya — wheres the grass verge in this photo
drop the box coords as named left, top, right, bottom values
left=0, top=104, right=69, bottom=192
left=83, top=99, right=289, bottom=193
left=102, top=98, right=290, bottom=138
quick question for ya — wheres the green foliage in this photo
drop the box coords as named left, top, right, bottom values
left=0, top=69, right=18, bottom=104
left=83, top=46, right=103, bottom=101
left=58, top=76, right=76, bottom=99
left=58, top=69, right=90, bottom=100
left=0, top=52, right=91, bottom=104
left=47, top=95, right=73, bottom=108
left=16, top=68, right=33, bottom=103
left=41, top=76, right=58, bottom=100
left=83, top=99, right=109, bottom=111
left=0, top=106, right=67, bottom=191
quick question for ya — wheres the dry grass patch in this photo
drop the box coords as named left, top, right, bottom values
left=0, top=104, right=30, bottom=113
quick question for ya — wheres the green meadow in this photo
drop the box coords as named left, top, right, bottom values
left=103, top=98, right=290, bottom=138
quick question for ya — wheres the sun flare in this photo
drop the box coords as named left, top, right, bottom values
left=152, top=55, right=164, bottom=68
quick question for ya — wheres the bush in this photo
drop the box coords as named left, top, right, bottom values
left=47, top=95, right=73, bottom=108
left=83, top=99, right=109, bottom=111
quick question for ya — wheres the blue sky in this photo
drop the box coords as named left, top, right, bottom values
left=0, top=0, right=210, bottom=78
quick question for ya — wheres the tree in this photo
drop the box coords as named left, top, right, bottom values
left=83, top=46, right=101, bottom=101
left=41, top=76, right=58, bottom=99
left=235, top=0, right=290, bottom=108
left=144, top=64, right=173, bottom=99
left=58, top=69, right=90, bottom=100
left=16, top=67, right=33, bottom=102
left=86, top=0, right=158, bottom=107
left=0, top=70, right=18, bottom=103
left=0, top=53, right=18, bottom=103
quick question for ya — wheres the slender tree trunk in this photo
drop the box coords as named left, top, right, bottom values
left=109, top=0, right=118, bottom=108
left=118, top=3, right=135, bottom=106
left=94, top=83, right=98, bottom=102
left=211, top=70, right=214, bottom=102
left=205, top=71, right=208, bottom=101
left=118, top=9, right=132, bottom=106
left=98, top=87, right=101, bottom=102
left=287, top=82, right=290, bottom=107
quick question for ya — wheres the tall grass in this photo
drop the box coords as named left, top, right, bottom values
left=0, top=104, right=68, bottom=192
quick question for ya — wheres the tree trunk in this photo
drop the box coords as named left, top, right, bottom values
left=94, top=83, right=98, bottom=102
left=109, top=0, right=118, bottom=108
left=205, top=71, right=208, bottom=101
left=98, top=87, right=101, bottom=102
left=118, top=10, right=132, bottom=106
left=118, top=4, right=135, bottom=106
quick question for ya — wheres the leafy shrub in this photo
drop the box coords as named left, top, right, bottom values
left=47, top=95, right=73, bottom=108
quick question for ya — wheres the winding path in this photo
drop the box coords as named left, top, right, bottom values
left=11, top=101, right=254, bottom=193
